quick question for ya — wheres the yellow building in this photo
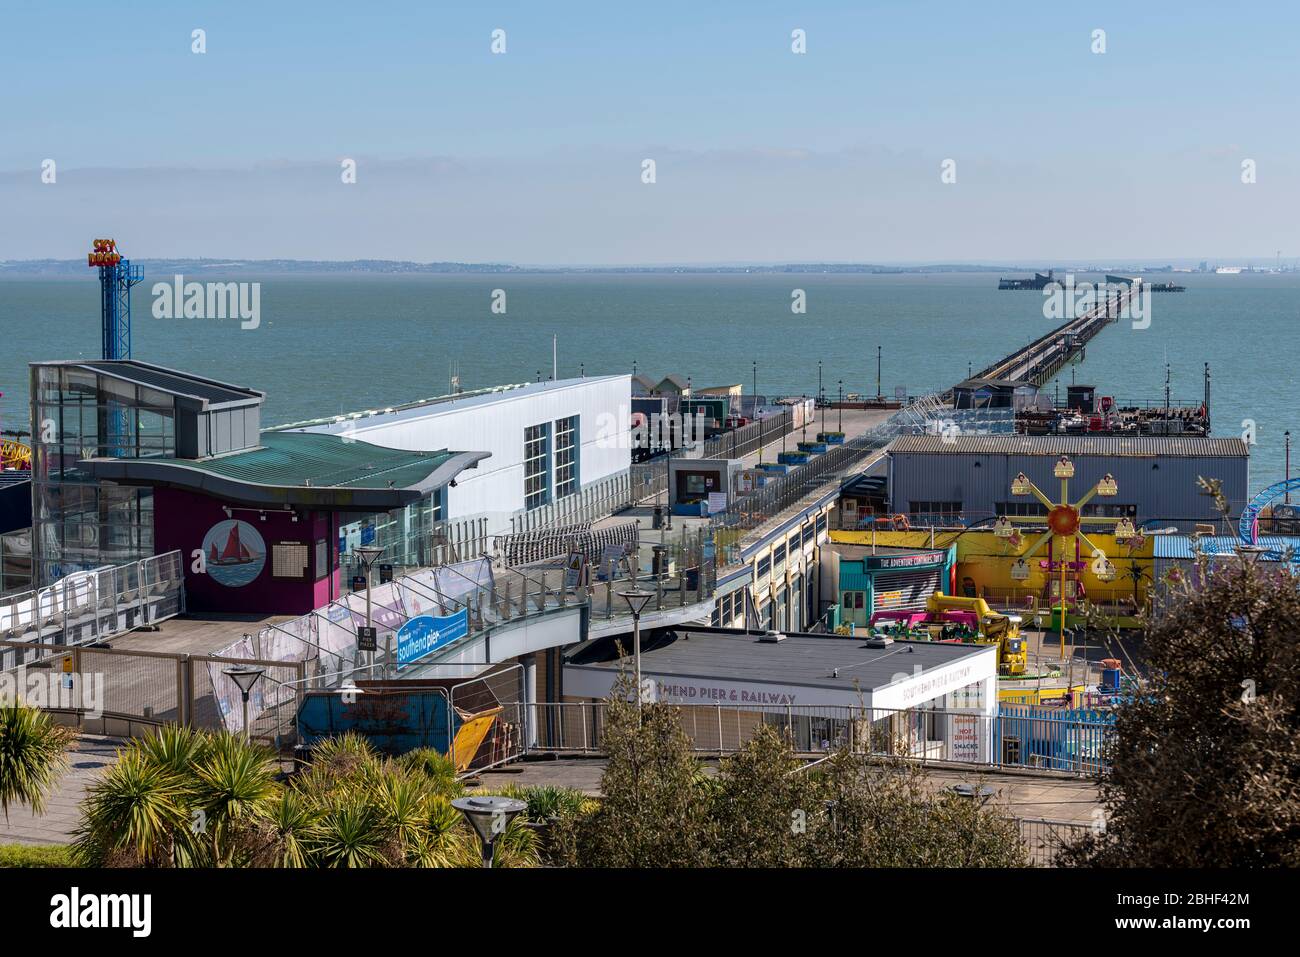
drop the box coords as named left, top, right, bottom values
left=829, top=528, right=1156, bottom=621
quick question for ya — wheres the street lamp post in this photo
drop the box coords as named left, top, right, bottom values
left=664, top=402, right=674, bottom=531
left=353, top=545, right=385, bottom=678
left=618, top=589, right=654, bottom=710
left=222, top=666, right=266, bottom=742
left=838, top=380, right=843, bottom=433
left=1286, top=431, right=1292, bottom=505
left=452, top=796, right=528, bottom=868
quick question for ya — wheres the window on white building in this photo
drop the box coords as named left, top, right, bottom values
left=524, top=423, right=550, bottom=510
left=554, top=415, right=579, bottom=499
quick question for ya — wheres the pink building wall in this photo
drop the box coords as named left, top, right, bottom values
left=154, top=487, right=340, bottom=615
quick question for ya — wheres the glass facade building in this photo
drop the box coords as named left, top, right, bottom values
left=337, top=491, right=446, bottom=569
left=30, top=363, right=174, bottom=584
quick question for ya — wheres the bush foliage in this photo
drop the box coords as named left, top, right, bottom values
left=1062, top=558, right=1300, bottom=867
left=550, top=675, right=1027, bottom=868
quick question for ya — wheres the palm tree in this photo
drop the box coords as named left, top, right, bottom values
left=72, top=747, right=191, bottom=866
left=0, top=703, right=72, bottom=822
left=259, top=790, right=318, bottom=868
left=398, top=747, right=462, bottom=797
left=308, top=802, right=391, bottom=868
left=1122, top=561, right=1151, bottom=612
left=190, top=732, right=280, bottom=866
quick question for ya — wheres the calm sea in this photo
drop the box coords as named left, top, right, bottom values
left=1, top=271, right=1293, bottom=495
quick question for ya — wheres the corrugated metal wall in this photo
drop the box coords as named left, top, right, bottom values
left=890, top=449, right=1248, bottom=531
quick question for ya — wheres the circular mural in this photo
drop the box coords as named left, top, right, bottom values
left=201, top=519, right=266, bottom=588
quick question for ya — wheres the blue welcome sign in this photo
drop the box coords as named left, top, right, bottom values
left=396, top=608, right=469, bottom=667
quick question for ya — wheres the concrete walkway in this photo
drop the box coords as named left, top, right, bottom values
left=0, top=735, right=124, bottom=846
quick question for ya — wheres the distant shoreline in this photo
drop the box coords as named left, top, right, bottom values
left=0, top=260, right=1261, bottom=277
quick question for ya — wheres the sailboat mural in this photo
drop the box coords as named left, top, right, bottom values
left=200, top=519, right=267, bottom=588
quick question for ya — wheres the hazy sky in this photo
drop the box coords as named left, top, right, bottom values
left=3, top=1, right=1297, bottom=264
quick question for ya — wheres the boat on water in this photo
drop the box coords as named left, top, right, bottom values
left=209, top=524, right=257, bottom=565
left=998, top=269, right=1058, bottom=291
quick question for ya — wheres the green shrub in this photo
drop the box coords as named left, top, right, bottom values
left=397, top=748, right=462, bottom=797
left=0, top=703, right=73, bottom=820
left=0, top=842, right=74, bottom=867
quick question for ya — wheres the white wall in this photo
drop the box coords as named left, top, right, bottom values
left=564, top=643, right=996, bottom=713
left=869, top=647, right=998, bottom=713
left=294, top=376, right=631, bottom=532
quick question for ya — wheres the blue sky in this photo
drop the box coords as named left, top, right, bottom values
left=3, top=1, right=1298, bottom=262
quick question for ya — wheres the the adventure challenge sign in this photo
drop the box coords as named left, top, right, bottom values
left=862, top=550, right=946, bottom=569
left=396, top=609, right=469, bottom=666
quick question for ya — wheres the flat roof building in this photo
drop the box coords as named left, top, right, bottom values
left=888, top=433, right=1249, bottom=532
left=568, top=625, right=995, bottom=710
left=565, top=625, right=999, bottom=758
left=283, top=376, right=632, bottom=552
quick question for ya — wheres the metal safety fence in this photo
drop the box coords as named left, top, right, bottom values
left=0, top=550, right=185, bottom=658
left=0, top=638, right=302, bottom=744
left=450, top=664, right=526, bottom=775
left=511, top=470, right=637, bottom=533
left=524, top=701, right=1114, bottom=775
left=1018, top=817, right=1095, bottom=867
left=628, top=411, right=797, bottom=506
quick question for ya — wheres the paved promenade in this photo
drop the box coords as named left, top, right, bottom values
left=0, top=735, right=122, bottom=846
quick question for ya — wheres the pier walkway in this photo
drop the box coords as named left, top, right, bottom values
left=960, top=286, right=1137, bottom=392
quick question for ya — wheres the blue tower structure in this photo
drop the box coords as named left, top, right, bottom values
left=88, top=239, right=143, bottom=457
left=88, top=238, right=143, bottom=360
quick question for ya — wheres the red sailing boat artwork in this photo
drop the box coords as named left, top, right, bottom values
left=200, top=519, right=267, bottom=588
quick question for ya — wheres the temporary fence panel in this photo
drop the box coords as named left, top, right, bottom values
left=1018, top=817, right=1096, bottom=867
left=996, top=705, right=1114, bottom=773
left=521, top=701, right=1111, bottom=776
left=451, top=664, right=525, bottom=774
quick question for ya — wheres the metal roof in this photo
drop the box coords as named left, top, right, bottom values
left=890, top=434, right=1248, bottom=458
left=953, top=377, right=1033, bottom=390
left=80, top=432, right=488, bottom=510
left=280, top=375, right=625, bottom=433
left=1154, top=535, right=1300, bottom=560
left=565, top=626, right=991, bottom=694
left=52, top=360, right=263, bottom=407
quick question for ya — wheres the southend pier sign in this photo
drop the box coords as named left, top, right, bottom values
left=396, top=609, right=469, bottom=667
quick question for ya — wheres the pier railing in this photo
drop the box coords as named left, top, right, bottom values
left=627, top=411, right=797, bottom=506
left=713, top=397, right=945, bottom=545
left=523, top=701, right=1113, bottom=776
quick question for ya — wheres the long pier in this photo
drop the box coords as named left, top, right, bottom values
left=955, top=286, right=1136, bottom=394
